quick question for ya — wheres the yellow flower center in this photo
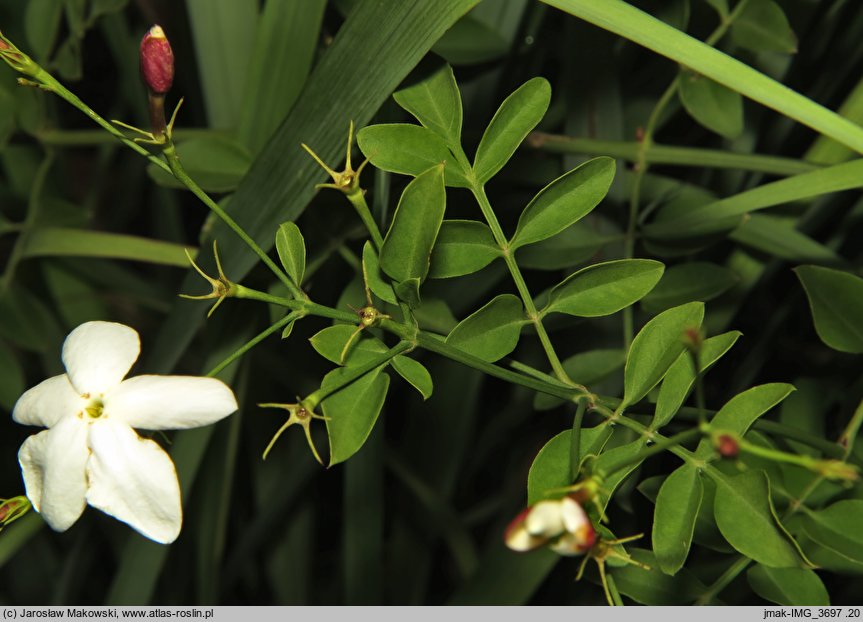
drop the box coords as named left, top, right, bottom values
left=83, top=396, right=105, bottom=420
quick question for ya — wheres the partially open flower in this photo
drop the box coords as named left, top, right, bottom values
left=12, top=321, right=238, bottom=543
left=504, top=495, right=596, bottom=556
left=0, top=496, right=31, bottom=530
left=0, top=31, right=38, bottom=77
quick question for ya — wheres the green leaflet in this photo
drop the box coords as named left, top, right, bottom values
left=428, top=220, right=501, bottom=279
left=678, top=70, right=744, bottom=139
left=611, top=549, right=707, bottom=605
left=357, top=124, right=471, bottom=188
left=652, top=464, right=703, bottom=575
left=592, top=439, right=648, bottom=509
left=652, top=331, right=742, bottom=429
left=796, top=265, right=863, bottom=354
left=712, top=470, right=808, bottom=568
left=641, top=262, right=738, bottom=313
left=526, top=426, right=614, bottom=505
left=695, top=383, right=796, bottom=458
left=275, top=222, right=306, bottom=287
left=309, top=326, right=432, bottom=400
left=380, top=164, right=447, bottom=290
left=747, top=566, right=829, bottom=606
left=393, top=64, right=463, bottom=148
left=473, top=77, right=551, bottom=184
left=309, top=325, right=387, bottom=366
left=544, top=258, right=664, bottom=318
left=391, top=355, right=433, bottom=400
left=445, top=294, right=527, bottom=363
left=801, top=500, right=863, bottom=565
left=362, top=242, right=398, bottom=305
left=622, top=302, right=705, bottom=408
left=323, top=368, right=390, bottom=466
left=510, top=157, right=615, bottom=249
left=730, top=0, right=797, bottom=54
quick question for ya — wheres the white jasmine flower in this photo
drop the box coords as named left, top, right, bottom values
left=504, top=495, right=596, bottom=556
left=12, top=321, right=238, bottom=543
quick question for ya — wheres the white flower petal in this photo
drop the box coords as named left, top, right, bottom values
left=504, top=519, right=547, bottom=552
left=62, top=321, right=140, bottom=395
left=12, top=374, right=84, bottom=428
left=560, top=496, right=590, bottom=533
left=105, top=375, right=238, bottom=430
left=549, top=532, right=589, bottom=557
left=86, top=420, right=181, bottom=544
left=18, top=417, right=89, bottom=532
left=524, top=500, right=566, bottom=538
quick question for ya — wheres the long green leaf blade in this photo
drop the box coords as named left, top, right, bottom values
left=541, top=0, right=863, bottom=154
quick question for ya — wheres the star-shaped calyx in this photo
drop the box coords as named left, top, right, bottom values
left=180, top=241, right=236, bottom=317
left=302, top=121, right=369, bottom=195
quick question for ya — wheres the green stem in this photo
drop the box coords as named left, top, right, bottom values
left=206, top=312, right=303, bottom=377
left=1, top=150, right=54, bottom=292
left=34, top=70, right=171, bottom=173
left=735, top=436, right=857, bottom=481
left=37, top=127, right=229, bottom=147
left=622, top=81, right=677, bottom=350
left=528, top=134, right=818, bottom=176
left=27, top=65, right=304, bottom=302
left=735, top=437, right=818, bottom=471
left=346, top=190, right=385, bottom=251
left=838, top=397, right=863, bottom=456
left=412, top=330, right=573, bottom=399
left=230, top=287, right=589, bottom=402
left=234, top=286, right=358, bottom=324
left=695, top=557, right=750, bottom=606
left=162, top=144, right=302, bottom=298
left=570, top=400, right=586, bottom=481
left=621, top=0, right=750, bottom=351
left=226, top=283, right=585, bottom=401
left=598, top=426, right=705, bottom=477
left=672, top=409, right=846, bottom=459
left=470, top=184, right=572, bottom=384
left=304, top=341, right=412, bottom=409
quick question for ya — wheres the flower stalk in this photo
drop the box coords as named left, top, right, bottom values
left=303, top=122, right=383, bottom=250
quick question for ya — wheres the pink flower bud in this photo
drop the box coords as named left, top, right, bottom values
left=140, top=25, right=174, bottom=95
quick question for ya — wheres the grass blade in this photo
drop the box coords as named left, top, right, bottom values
left=541, top=0, right=863, bottom=155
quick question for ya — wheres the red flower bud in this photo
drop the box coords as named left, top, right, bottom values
left=716, top=434, right=739, bottom=458
left=140, top=25, right=174, bottom=95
